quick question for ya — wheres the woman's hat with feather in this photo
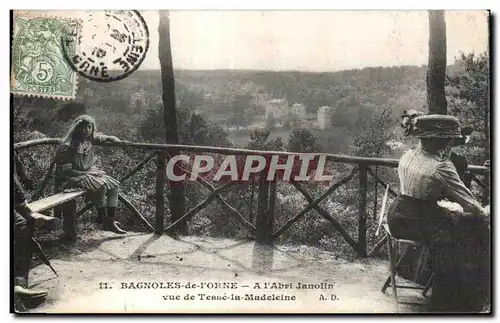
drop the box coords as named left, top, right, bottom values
left=400, top=110, right=473, bottom=145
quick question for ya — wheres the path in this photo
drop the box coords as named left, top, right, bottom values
left=26, top=232, right=428, bottom=313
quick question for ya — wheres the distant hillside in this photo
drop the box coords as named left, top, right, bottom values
left=76, top=63, right=465, bottom=116
left=13, top=62, right=466, bottom=142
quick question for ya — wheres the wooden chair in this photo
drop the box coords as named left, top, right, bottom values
left=376, top=185, right=433, bottom=303
left=380, top=223, right=434, bottom=302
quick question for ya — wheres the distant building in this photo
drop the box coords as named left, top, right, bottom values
left=265, top=98, right=289, bottom=120
left=317, top=106, right=335, bottom=129
left=290, top=103, right=307, bottom=119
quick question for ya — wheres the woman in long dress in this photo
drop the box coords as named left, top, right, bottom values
left=387, top=113, right=490, bottom=312
left=55, top=114, right=126, bottom=234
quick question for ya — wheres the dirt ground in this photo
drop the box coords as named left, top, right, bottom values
left=24, top=232, right=428, bottom=314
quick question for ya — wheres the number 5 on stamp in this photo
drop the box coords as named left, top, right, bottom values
left=10, top=11, right=79, bottom=100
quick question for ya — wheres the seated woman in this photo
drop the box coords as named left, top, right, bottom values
left=387, top=113, right=490, bottom=312
left=55, top=114, right=126, bottom=235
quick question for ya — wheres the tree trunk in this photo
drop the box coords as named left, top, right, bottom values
left=158, top=10, right=187, bottom=234
left=357, top=165, right=368, bottom=257
left=427, top=10, right=447, bottom=114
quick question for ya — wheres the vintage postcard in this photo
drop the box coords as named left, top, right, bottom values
left=11, top=9, right=491, bottom=314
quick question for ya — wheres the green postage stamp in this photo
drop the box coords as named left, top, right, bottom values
left=10, top=11, right=80, bottom=100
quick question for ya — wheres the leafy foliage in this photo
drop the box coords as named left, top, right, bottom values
left=287, top=129, right=320, bottom=153
left=246, top=129, right=284, bottom=152
left=353, top=107, right=394, bottom=158
left=447, top=51, right=490, bottom=163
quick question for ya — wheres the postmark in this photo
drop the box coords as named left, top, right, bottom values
left=61, top=10, right=150, bottom=82
left=10, top=12, right=80, bottom=100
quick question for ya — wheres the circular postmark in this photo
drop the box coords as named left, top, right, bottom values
left=61, top=10, right=149, bottom=82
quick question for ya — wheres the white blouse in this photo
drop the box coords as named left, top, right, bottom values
left=398, top=146, right=485, bottom=216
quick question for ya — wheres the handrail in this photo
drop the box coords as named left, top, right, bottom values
left=14, top=138, right=62, bottom=149
left=13, top=137, right=489, bottom=173
left=13, top=137, right=490, bottom=257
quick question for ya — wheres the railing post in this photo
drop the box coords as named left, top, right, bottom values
left=268, top=179, right=277, bottom=237
left=358, top=164, right=368, bottom=257
left=256, top=170, right=272, bottom=244
left=155, top=151, right=166, bottom=235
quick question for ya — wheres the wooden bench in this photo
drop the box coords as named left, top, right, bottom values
left=29, top=191, right=85, bottom=213
left=29, top=189, right=156, bottom=240
left=19, top=191, right=86, bottom=279
left=29, top=190, right=86, bottom=242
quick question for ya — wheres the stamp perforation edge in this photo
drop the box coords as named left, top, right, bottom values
left=10, top=10, right=83, bottom=101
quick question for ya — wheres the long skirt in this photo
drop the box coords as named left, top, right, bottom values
left=387, top=195, right=490, bottom=312
left=57, top=171, right=120, bottom=208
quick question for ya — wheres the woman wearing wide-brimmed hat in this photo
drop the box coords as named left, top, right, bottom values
left=387, top=112, right=490, bottom=312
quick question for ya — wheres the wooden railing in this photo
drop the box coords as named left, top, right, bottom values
left=14, top=138, right=490, bottom=257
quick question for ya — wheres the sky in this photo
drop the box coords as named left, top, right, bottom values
left=138, top=10, right=489, bottom=72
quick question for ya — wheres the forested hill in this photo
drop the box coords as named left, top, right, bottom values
left=80, top=63, right=465, bottom=121
left=13, top=62, right=466, bottom=146
left=105, top=63, right=464, bottom=115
